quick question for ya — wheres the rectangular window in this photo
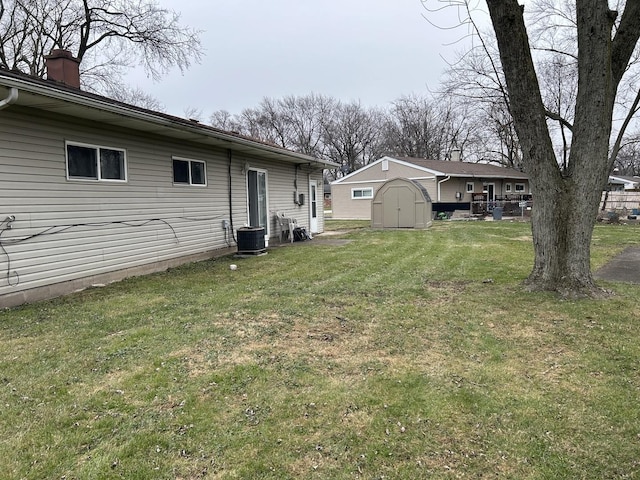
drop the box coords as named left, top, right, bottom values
left=515, top=183, right=526, bottom=192
left=505, top=183, right=512, bottom=193
left=173, top=157, right=207, bottom=186
left=66, top=142, right=126, bottom=181
left=466, top=182, right=474, bottom=193
left=351, top=187, right=373, bottom=199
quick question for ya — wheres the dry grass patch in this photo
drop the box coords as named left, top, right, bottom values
left=2, top=221, right=640, bottom=479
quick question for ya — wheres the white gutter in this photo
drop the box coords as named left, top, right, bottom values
left=437, top=176, right=451, bottom=202
left=0, top=87, right=18, bottom=110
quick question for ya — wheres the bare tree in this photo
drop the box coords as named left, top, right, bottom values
left=438, top=27, right=524, bottom=168
left=224, top=103, right=287, bottom=147
left=322, top=101, right=384, bottom=180
left=0, top=0, right=202, bottom=94
left=479, top=0, right=640, bottom=296
left=106, top=85, right=165, bottom=111
left=210, top=93, right=346, bottom=168
left=613, top=136, right=640, bottom=176
left=379, top=93, right=469, bottom=161
left=279, top=93, right=335, bottom=157
left=209, top=110, right=243, bottom=132
left=538, top=55, right=578, bottom=170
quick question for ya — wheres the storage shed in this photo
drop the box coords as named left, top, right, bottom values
left=371, top=178, right=433, bottom=229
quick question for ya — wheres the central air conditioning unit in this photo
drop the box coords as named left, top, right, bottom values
left=236, top=227, right=266, bottom=254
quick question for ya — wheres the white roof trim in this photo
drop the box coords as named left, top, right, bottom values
left=334, top=175, right=437, bottom=186
left=331, top=156, right=443, bottom=185
left=331, top=156, right=528, bottom=184
left=609, top=175, right=640, bottom=184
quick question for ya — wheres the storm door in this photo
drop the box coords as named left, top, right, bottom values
left=309, top=180, right=318, bottom=233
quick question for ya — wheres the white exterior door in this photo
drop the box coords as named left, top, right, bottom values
left=309, top=180, right=318, bottom=233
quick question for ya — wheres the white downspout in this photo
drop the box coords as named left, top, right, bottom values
left=437, top=176, right=451, bottom=202
left=0, top=87, right=19, bottom=110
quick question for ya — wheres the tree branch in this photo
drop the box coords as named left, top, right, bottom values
left=544, top=109, right=573, bottom=131
left=611, top=0, right=640, bottom=85
left=609, top=83, right=640, bottom=167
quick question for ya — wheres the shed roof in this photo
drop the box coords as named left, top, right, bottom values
left=0, top=70, right=337, bottom=169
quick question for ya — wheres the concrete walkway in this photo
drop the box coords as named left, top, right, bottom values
left=594, top=246, right=640, bottom=284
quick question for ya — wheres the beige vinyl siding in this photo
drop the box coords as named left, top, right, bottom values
left=331, top=181, right=384, bottom=220
left=341, top=159, right=434, bottom=184
left=386, top=162, right=436, bottom=182
left=0, top=108, right=221, bottom=297
left=233, top=156, right=324, bottom=236
left=439, top=178, right=472, bottom=202
left=1, top=106, right=318, bottom=303
left=330, top=157, right=531, bottom=221
left=331, top=159, right=439, bottom=220
left=414, top=179, right=437, bottom=202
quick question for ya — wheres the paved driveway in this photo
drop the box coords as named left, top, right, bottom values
left=594, top=246, right=640, bottom=284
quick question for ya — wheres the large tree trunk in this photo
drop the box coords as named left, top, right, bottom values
left=526, top=168, right=604, bottom=296
left=485, top=0, right=640, bottom=297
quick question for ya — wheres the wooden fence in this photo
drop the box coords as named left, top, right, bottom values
left=600, top=191, right=640, bottom=214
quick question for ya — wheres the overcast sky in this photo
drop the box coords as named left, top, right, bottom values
left=128, top=1, right=485, bottom=118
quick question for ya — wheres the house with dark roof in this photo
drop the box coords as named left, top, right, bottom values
left=330, top=155, right=530, bottom=221
left=0, top=50, right=336, bottom=307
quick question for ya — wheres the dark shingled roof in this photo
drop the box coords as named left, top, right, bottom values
left=0, top=68, right=337, bottom=167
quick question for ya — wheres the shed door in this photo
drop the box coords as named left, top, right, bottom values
left=382, top=185, right=415, bottom=228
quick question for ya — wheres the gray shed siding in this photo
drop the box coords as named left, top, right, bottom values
left=1, top=106, right=323, bottom=306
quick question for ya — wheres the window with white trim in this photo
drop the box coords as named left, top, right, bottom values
left=515, top=183, right=526, bottom=193
left=173, top=157, right=207, bottom=186
left=351, top=187, right=373, bottom=199
left=466, top=182, right=474, bottom=193
left=66, top=142, right=126, bottom=181
left=505, top=183, right=512, bottom=193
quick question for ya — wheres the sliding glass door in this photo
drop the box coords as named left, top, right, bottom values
left=247, top=169, right=268, bottom=232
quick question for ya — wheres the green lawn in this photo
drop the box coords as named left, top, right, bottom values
left=1, top=221, right=639, bottom=479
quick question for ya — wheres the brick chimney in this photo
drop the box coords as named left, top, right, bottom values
left=45, top=49, right=80, bottom=89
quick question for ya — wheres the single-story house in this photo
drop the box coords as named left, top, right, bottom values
left=607, top=175, right=640, bottom=191
left=330, top=155, right=530, bottom=220
left=0, top=50, right=336, bottom=308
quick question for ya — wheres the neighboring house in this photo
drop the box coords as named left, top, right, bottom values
left=0, top=51, right=336, bottom=308
left=607, top=175, right=640, bottom=191
left=601, top=175, right=640, bottom=213
left=331, top=155, right=530, bottom=220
